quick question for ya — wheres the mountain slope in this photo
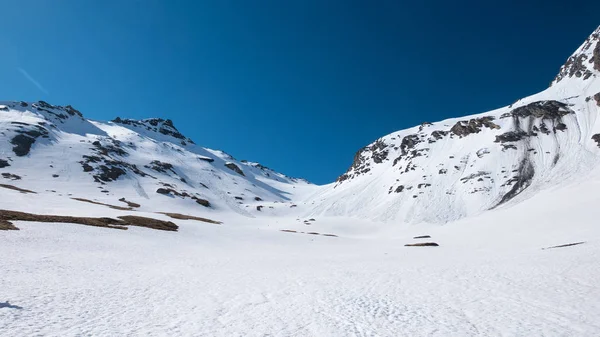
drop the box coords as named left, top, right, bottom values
left=0, top=101, right=314, bottom=217
left=305, top=26, right=600, bottom=223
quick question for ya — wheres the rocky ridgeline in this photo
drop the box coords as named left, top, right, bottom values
left=336, top=99, right=579, bottom=206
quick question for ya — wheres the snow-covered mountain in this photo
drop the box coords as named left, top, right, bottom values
left=306, top=25, right=600, bottom=223
left=2, top=26, right=600, bottom=226
left=0, top=100, right=314, bottom=217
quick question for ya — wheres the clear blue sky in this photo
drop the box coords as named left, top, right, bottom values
left=1, top=1, right=598, bottom=184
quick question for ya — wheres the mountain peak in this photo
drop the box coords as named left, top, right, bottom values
left=552, top=25, right=600, bottom=85
left=111, top=117, right=195, bottom=146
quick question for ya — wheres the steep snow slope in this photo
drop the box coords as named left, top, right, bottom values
left=0, top=101, right=314, bottom=218
left=306, top=26, right=600, bottom=223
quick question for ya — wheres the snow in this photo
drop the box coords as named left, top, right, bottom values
left=2, top=174, right=600, bottom=336
left=1, top=25, right=600, bottom=337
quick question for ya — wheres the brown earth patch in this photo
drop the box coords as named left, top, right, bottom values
left=158, top=212, right=222, bottom=224
left=405, top=242, right=439, bottom=247
left=280, top=229, right=338, bottom=237
left=0, top=219, right=19, bottom=230
left=0, top=184, right=36, bottom=194
left=119, top=197, right=141, bottom=208
left=71, top=198, right=133, bottom=210
left=0, top=210, right=178, bottom=232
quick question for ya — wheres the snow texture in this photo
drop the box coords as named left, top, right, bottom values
left=1, top=25, right=600, bottom=337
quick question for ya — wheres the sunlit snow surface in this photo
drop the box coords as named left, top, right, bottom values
left=1, top=177, right=600, bottom=336
left=2, top=26, right=600, bottom=336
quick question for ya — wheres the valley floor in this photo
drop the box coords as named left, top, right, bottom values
left=1, top=210, right=599, bottom=337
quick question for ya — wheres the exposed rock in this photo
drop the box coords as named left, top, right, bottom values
left=495, top=131, right=528, bottom=143
left=592, top=134, right=600, bottom=148
left=254, top=196, right=263, bottom=201
left=94, top=165, right=126, bottom=182
left=476, top=148, right=490, bottom=158
left=542, top=242, right=585, bottom=250
left=413, top=235, right=431, bottom=239
left=0, top=159, right=9, bottom=168
left=554, top=123, right=567, bottom=131
left=112, top=117, right=194, bottom=145
left=256, top=205, right=263, bottom=211
left=0, top=219, right=19, bottom=230
left=2, top=173, right=21, bottom=180
left=394, top=185, right=404, bottom=193
left=399, top=134, right=420, bottom=154
left=119, top=198, right=141, bottom=208
left=405, top=242, right=439, bottom=247
left=159, top=212, right=221, bottom=224
left=147, top=160, right=174, bottom=174
left=10, top=134, right=36, bottom=156
left=593, top=39, right=600, bottom=72
left=224, top=162, right=245, bottom=176
left=495, top=158, right=535, bottom=207
left=429, top=130, right=448, bottom=142
left=450, top=116, right=499, bottom=137
left=594, top=92, right=600, bottom=107
left=0, top=184, right=36, bottom=194
left=198, top=156, right=214, bottom=163
left=156, top=187, right=210, bottom=207
left=507, top=101, right=573, bottom=120
left=369, top=140, right=388, bottom=164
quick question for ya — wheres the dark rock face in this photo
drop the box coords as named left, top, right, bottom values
left=370, top=140, right=389, bottom=164
left=554, top=53, right=594, bottom=82
left=429, top=130, right=448, bottom=142
left=592, top=134, right=600, bottom=148
left=95, top=165, right=126, bottom=182
left=112, top=117, right=194, bottom=145
left=553, top=28, right=599, bottom=84
left=592, top=39, right=600, bottom=72
left=156, top=187, right=210, bottom=207
left=224, top=163, right=245, bottom=176
left=198, top=156, right=214, bottom=163
left=494, top=131, right=529, bottom=143
left=337, top=147, right=369, bottom=183
left=450, top=116, right=499, bottom=138
left=507, top=101, right=572, bottom=120
left=399, top=134, right=420, bottom=154
left=594, top=92, right=600, bottom=107
left=147, top=160, right=174, bottom=174
left=10, top=134, right=36, bottom=156
left=0, top=159, right=9, bottom=168
left=1, top=173, right=21, bottom=180
left=495, top=158, right=535, bottom=207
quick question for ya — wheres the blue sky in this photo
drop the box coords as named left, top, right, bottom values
left=1, top=1, right=598, bottom=184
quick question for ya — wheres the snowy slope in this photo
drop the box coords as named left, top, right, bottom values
left=306, top=25, right=600, bottom=224
left=0, top=101, right=314, bottom=218
left=2, top=23, right=600, bottom=337
left=1, top=153, right=600, bottom=336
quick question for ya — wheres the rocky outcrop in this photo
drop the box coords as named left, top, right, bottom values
left=0, top=159, right=9, bottom=168
left=592, top=134, right=600, bottom=148
left=553, top=27, right=599, bottom=84
left=147, top=160, right=175, bottom=174
left=112, top=117, right=194, bottom=145
left=450, top=116, right=500, bottom=137
left=224, top=162, right=245, bottom=176
left=156, top=187, right=210, bottom=207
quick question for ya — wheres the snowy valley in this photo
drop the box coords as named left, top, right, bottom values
left=1, top=26, right=600, bottom=337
